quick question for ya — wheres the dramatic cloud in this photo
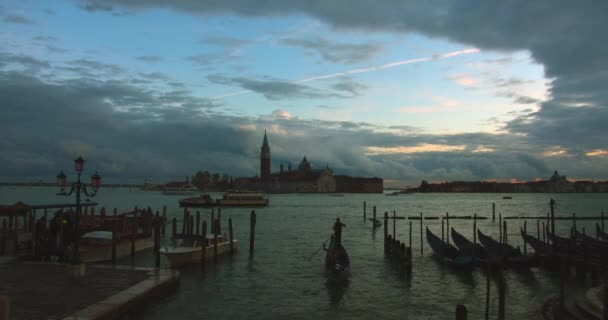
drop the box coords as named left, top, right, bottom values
left=78, top=0, right=608, bottom=157
left=207, top=74, right=346, bottom=100
left=330, top=78, right=367, bottom=96
left=280, top=36, right=382, bottom=64
left=2, top=53, right=605, bottom=185
left=136, top=55, right=163, bottom=63
left=2, top=1, right=607, bottom=185
left=201, top=35, right=251, bottom=48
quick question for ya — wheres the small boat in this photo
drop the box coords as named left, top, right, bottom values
left=179, top=194, right=216, bottom=208
left=385, top=191, right=400, bottom=196
left=596, top=223, right=608, bottom=241
left=368, top=218, right=382, bottom=227
left=216, top=191, right=269, bottom=207
left=502, top=196, right=512, bottom=199
left=450, top=227, right=488, bottom=264
left=329, top=194, right=345, bottom=197
left=325, top=235, right=350, bottom=274
left=77, top=231, right=155, bottom=263
left=160, top=234, right=238, bottom=267
left=426, top=227, right=474, bottom=270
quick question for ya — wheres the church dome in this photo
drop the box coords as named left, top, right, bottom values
left=298, top=156, right=312, bottom=171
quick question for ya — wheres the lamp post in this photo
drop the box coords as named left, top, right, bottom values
left=56, top=156, right=101, bottom=264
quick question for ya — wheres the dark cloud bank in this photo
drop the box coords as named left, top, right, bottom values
left=1, top=1, right=608, bottom=184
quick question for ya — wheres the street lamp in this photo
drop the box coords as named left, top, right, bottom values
left=57, top=156, right=101, bottom=264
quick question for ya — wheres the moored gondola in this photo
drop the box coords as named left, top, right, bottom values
left=451, top=227, right=488, bottom=265
left=477, top=229, right=537, bottom=268
left=596, top=223, right=608, bottom=241
left=426, top=227, right=474, bottom=270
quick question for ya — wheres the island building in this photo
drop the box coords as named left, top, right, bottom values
left=414, top=170, right=608, bottom=193
left=234, top=131, right=383, bottom=193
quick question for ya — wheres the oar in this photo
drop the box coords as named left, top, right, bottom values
left=308, top=236, right=332, bottom=261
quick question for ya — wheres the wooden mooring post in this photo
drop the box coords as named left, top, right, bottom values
left=499, top=213, right=502, bottom=244
left=229, top=218, right=234, bottom=255
left=485, top=263, right=490, bottom=320
left=572, top=213, right=577, bottom=232
left=542, top=221, right=547, bottom=243
left=211, top=208, right=215, bottom=234
left=503, top=221, right=508, bottom=245
left=363, top=201, right=366, bottom=221
left=392, top=210, right=396, bottom=238
left=420, top=212, right=423, bottom=256
left=537, top=220, right=540, bottom=239
left=473, top=213, right=477, bottom=245
left=602, top=212, right=605, bottom=236
left=196, top=211, right=200, bottom=235
left=201, top=220, right=207, bottom=265
left=550, top=199, right=556, bottom=248
left=213, top=218, right=219, bottom=263
left=455, top=304, right=467, bottom=320
left=441, top=217, right=445, bottom=242
left=373, top=206, right=376, bottom=224
left=383, top=212, right=388, bottom=254
left=218, top=208, right=222, bottom=234
left=131, top=217, right=136, bottom=258
left=111, top=220, right=117, bottom=265
left=249, top=210, right=256, bottom=255
left=446, top=212, right=450, bottom=244
left=523, top=221, right=527, bottom=255
left=409, top=221, right=412, bottom=248
left=154, top=218, right=161, bottom=268
left=182, top=210, right=187, bottom=235
left=492, top=202, right=496, bottom=221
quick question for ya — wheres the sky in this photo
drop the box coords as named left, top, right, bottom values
left=0, top=1, right=607, bottom=187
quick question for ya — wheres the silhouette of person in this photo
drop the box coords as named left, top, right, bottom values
left=332, top=218, right=346, bottom=245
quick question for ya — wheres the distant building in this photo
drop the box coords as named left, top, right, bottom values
left=414, top=170, right=608, bottom=193
left=235, top=132, right=382, bottom=193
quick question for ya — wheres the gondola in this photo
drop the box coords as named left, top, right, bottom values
left=596, top=223, right=608, bottom=241
left=477, top=230, right=536, bottom=268
left=520, top=228, right=560, bottom=269
left=450, top=227, right=488, bottom=264
left=368, top=218, right=382, bottom=227
left=573, top=230, right=608, bottom=255
left=325, top=235, right=350, bottom=274
left=426, top=227, right=474, bottom=270
left=520, top=228, right=552, bottom=256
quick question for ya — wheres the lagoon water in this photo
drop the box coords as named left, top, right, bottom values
left=2, top=188, right=607, bottom=319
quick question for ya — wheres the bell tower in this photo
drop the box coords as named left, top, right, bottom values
left=260, top=131, right=271, bottom=180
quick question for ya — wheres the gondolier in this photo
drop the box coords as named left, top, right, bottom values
left=333, top=218, right=346, bottom=244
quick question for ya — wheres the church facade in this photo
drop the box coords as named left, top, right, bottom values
left=234, top=132, right=382, bottom=193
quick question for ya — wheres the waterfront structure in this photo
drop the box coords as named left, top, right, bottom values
left=234, top=132, right=382, bottom=193
left=414, top=170, right=608, bottom=193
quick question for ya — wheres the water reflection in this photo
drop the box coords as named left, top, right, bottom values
left=325, top=274, right=350, bottom=308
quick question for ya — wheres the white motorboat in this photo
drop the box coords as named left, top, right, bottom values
left=77, top=231, right=155, bottom=263
left=160, top=234, right=238, bottom=267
